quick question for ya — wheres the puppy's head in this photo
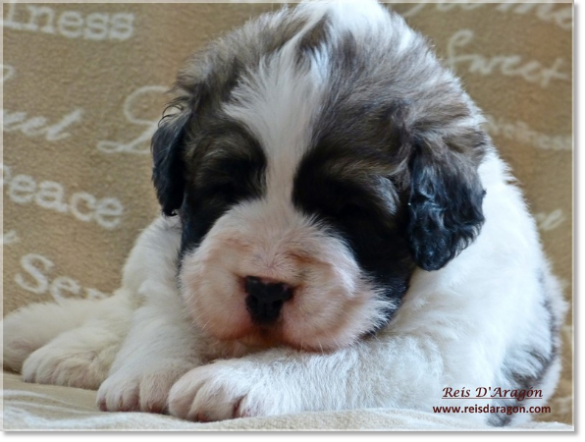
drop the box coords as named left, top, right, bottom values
left=152, top=1, right=488, bottom=352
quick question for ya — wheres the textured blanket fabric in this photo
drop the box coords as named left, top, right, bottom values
left=2, top=1, right=573, bottom=430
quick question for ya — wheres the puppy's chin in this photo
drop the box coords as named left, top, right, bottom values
left=178, top=209, right=392, bottom=353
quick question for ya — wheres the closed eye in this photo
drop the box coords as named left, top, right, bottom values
left=194, top=152, right=266, bottom=205
left=329, top=199, right=370, bottom=219
left=320, top=178, right=396, bottom=220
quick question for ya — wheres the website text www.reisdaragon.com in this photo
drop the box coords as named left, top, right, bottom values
left=433, top=403, right=551, bottom=416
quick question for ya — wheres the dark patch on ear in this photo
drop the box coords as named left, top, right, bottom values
left=407, top=134, right=486, bottom=271
left=151, top=107, right=191, bottom=216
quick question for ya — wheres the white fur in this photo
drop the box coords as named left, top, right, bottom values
left=2, top=0, right=566, bottom=427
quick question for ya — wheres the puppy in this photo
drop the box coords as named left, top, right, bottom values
left=3, top=1, right=566, bottom=427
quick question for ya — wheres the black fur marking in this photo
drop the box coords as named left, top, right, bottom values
left=179, top=123, right=267, bottom=257
left=151, top=110, right=191, bottom=216
left=293, top=143, right=415, bottom=329
left=406, top=140, right=486, bottom=271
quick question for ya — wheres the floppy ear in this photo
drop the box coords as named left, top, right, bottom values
left=407, top=134, right=486, bottom=271
left=151, top=106, right=191, bottom=216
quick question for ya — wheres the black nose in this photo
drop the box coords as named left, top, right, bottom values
left=244, top=276, right=293, bottom=324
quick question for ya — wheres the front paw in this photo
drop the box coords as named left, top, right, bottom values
left=168, top=360, right=296, bottom=422
left=22, top=343, right=111, bottom=390
left=97, top=361, right=193, bottom=414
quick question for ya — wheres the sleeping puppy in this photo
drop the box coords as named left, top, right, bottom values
left=3, top=0, right=566, bottom=427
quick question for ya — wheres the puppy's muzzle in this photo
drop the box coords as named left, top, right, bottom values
left=244, top=276, right=293, bottom=324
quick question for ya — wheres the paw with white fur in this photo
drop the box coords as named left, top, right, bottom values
left=21, top=332, right=120, bottom=390
left=168, top=359, right=297, bottom=422
left=97, top=360, right=194, bottom=414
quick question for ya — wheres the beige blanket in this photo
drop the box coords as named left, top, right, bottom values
left=2, top=1, right=573, bottom=430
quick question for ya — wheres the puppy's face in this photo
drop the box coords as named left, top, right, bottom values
left=152, top=2, right=488, bottom=352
